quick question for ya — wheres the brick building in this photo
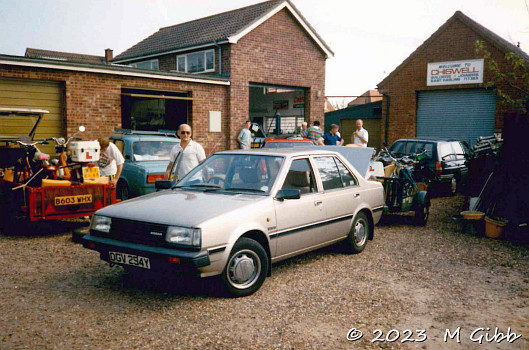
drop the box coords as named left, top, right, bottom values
left=377, top=11, right=527, bottom=147
left=0, top=0, right=332, bottom=154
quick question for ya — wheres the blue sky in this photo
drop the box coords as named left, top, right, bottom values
left=1, top=0, right=528, bottom=100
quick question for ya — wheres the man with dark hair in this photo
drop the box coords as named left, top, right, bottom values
left=306, top=121, right=324, bottom=145
left=323, top=124, right=344, bottom=146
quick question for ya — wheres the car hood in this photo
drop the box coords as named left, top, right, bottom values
left=129, top=160, right=169, bottom=173
left=96, top=188, right=263, bottom=227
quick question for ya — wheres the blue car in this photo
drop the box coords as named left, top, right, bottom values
left=110, top=129, right=180, bottom=200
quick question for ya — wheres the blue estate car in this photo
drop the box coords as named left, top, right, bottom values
left=110, top=129, right=180, bottom=200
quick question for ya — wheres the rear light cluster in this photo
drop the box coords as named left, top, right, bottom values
left=147, top=174, right=165, bottom=183
left=435, top=161, right=443, bottom=175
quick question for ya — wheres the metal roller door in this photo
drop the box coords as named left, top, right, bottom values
left=417, top=89, right=496, bottom=146
left=0, top=78, right=64, bottom=154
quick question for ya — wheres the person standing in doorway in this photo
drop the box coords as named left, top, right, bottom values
left=237, top=120, right=252, bottom=149
left=97, top=137, right=125, bottom=185
left=164, top=124, right=206, bottom=181
left=306, top=121, right=324, bottom=145
left=323, top=124, right=344, bottom=146
left=352, top=119, right=368, bottom=147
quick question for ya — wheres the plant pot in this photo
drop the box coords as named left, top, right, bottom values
left=484, top=216, right=507, bottom=238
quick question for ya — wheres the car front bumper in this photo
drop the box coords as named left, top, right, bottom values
left=82, top=234, right=210, bottom=275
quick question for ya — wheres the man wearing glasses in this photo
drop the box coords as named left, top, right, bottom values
left=164, top=124, right=206, bottom=181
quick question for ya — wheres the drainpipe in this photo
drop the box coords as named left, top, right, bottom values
left=214, top=40, right=222, bottom=74
left=380, top=92, right=390, bottom=146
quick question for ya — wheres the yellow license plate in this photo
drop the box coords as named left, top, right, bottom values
left=54, top=194, right=93, bottom=206
left=82, top=167, right=100, bottom=179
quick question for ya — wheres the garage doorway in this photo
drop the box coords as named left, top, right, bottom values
left=121, top=88, right=191, bottom=131
left=249, top=83, right=307, bottom=135
left=417, top=89, right=496, bottom=146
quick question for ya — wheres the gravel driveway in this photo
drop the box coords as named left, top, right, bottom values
left=1, top=196, right=528, bottom=349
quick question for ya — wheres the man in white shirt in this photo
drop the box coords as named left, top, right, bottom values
left=164, top=124, right=206, bottom=180
left=97, top=138, right=125, bottom=185
left=352, top=119, right=369, bottom=147
left=237, top=120, right=252, bottom=149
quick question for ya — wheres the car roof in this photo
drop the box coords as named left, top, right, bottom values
left=110, top=134, right=180, bottom=142
left=216, top=148, right=339, bottom=158
left=265, top=138, right=312, bottom=143
left=393, top=137, right=463, bottom=142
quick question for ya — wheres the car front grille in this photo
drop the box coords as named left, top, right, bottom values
left=109, top=218, right=168, bottom=247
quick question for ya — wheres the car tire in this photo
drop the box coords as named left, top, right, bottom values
left=220, top=237, right=268, bottom=297
left=414, top=204, right=429, bottom=226
left=345, top=212, right=370, bottom=254
left=117, top=181, right=129, bottom=201
left=72, top=226, right=89, bottom=244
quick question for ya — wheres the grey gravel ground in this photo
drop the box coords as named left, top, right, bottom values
left=1, top=196, right=528, bottom=350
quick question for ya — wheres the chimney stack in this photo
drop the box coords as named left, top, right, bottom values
left=105, top=48, right=113, bottom=64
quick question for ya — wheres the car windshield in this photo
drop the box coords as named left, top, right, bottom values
left=175, top=154, right=285, bottom=195
left=132, top=141, right=178, bottom=161
left=264, top=142, right=313, bottom=148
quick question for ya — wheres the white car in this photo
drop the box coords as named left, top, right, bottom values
left=83, top=149, right=385, bottom=297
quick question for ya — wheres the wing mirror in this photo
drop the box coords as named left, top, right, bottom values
left=155, top=180, right=172, bottom=191
left=275, top=189, right=300, bottom=201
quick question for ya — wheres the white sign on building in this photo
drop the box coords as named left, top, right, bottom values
left=427, top=59, right=484, bottom=86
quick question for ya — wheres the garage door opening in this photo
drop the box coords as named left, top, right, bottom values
left=121, top=88, right=191, bottom=131
left=249, top=83, right=307, bottom=135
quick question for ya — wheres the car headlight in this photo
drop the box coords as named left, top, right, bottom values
left=90, top=215, right=112, bottom=233
left=166, top=226, right=201, bottom=247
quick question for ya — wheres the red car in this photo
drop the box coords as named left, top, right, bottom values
left=263, top=137, right=314, bottom=148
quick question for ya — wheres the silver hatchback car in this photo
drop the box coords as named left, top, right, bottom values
left=83, top=149, right=385, bottom=297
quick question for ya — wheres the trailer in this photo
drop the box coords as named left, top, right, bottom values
left=0, top=108, right=116, bottom=234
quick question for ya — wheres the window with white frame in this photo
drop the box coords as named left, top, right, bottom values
left=130, top=59, right=159, bottom=70
left=176, top=50, right=215, bottom=74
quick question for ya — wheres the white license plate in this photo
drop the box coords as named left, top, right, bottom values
left=109, top=251, right=151, bottom=269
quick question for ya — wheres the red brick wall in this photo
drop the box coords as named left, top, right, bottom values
left=229, top=8, right=327, bottom=149
left=0, top=65, right=229, bottom=155
left=378, top=17, right=516, bottom=146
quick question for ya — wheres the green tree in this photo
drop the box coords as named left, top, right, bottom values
left=476, top=40, right=529, bottom=113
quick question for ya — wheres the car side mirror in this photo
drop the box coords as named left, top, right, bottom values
left=275, top=189, right=300, bottom=201
left=155, top=180, right=172, bottom=191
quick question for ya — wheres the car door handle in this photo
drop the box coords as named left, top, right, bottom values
left=314, top=200, right=323, bottom=206
left=353, top=193, right=360, bottom=198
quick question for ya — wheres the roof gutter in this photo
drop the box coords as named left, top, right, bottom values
left=112, top=40, right=230, bottom=64
left=0, top=57, right=230, bottom=86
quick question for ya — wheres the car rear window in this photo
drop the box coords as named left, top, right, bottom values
left=438, top=142, right=454, bottom=160
left=451, top=142, right=466, bottom=160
